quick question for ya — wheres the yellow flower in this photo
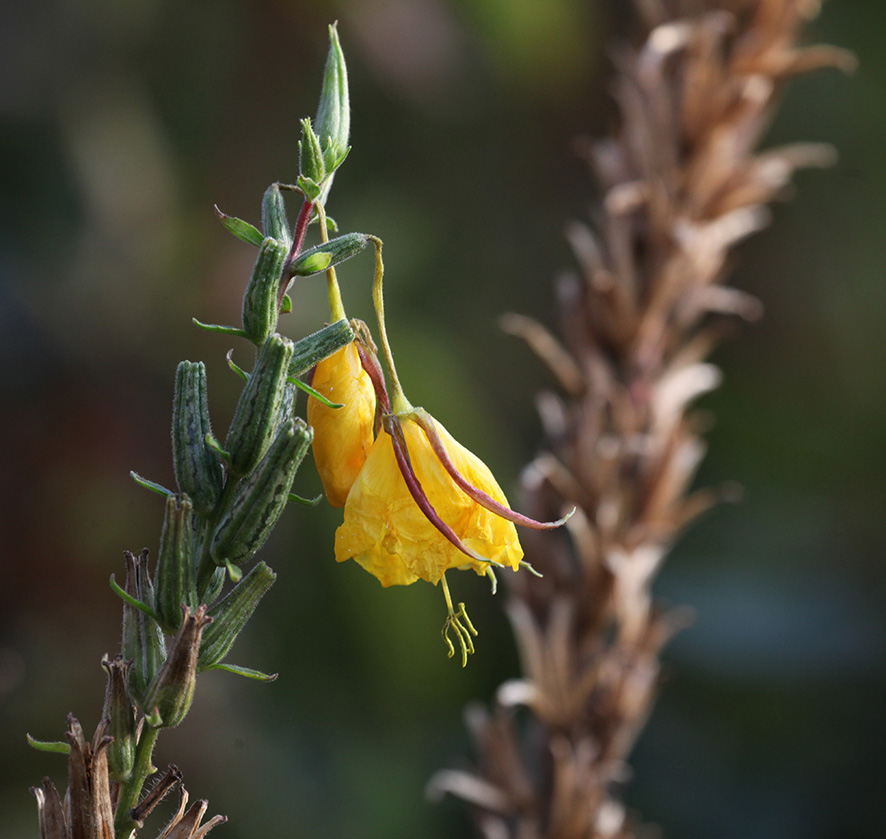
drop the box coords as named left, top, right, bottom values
left=307, top=342, right=376, bottom=507
left=334, top=415, right=523, bottom=586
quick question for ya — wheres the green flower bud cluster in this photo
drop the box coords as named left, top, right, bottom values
left=111, top=25, right=363, bottom=739
left=299, top=23, right=350, bottom=203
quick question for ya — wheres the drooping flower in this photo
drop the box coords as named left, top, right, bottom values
left=335, top=414, right=523, bottom=586
left=317, top=238, right=570, bottom=664
left=307, top=338, right=376, bottom=507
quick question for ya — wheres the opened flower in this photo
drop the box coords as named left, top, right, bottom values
left=335, top=414, right=523, bottom=586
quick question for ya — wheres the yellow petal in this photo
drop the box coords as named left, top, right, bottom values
left=334, top=416, right=523, bottom=586
left=307, top=343, right=376, bottom=507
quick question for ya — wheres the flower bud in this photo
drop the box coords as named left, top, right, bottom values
left=154, top=495, right=198, bottom=633
left=261, top=183, right=291, bottom=248
left=290, top=318, right=355, bottom=378
left=121, top=550, right=167, bottom=707
left=172, top=361, right=223, bottom=516
left=144, top=605, right=211, bottom=729
left=198, top=561, right=276, bottom=669
left=241, top=237, right=289, bottom=346
left=101, top=655, right=137, bottom=782
left=288, top=232, right=369, bottom=278
left=308, top=341, right=376, bottom=507
left=225, top=334, right=294, bottom=478
left=299, top=117, right=326, bottom=185
left=314, top=24, right=349, bottom=167
left=211, top=418, right=312, bottom=566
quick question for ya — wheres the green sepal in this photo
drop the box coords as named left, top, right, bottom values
left=289, top=318, right=355, bottom=377
left=210, top=418, right=312, bottom=567
left=242, top=237, right=289, bottom=345
left=130, top=471, right=174, bottom=498
left=198, top=561, right=277, bottom=670
left=261, top=184, right=291, bottom=249
left=153, top=494, right=199, bottom=633
left=192, top=318, right=248, bottom=338
left=297, top=174, right=323, bottom=203
left=288, top=232, right=369, bottom=278
left=26, top=735, right=71, bottom=755
left=206, top=663, right=278, bottom=682
left=225, top=560, right=243, bottom=582
left=172, top=361, right=223, bottom=516
left=324, top=142, right=350, bottom=176
left=225, top=334, right=295, bottom=478
left=215, top=205, right=264, bottom=247
left=299, top=118, right=326, bottom=185
left=281, top=294, right=293, bottom=314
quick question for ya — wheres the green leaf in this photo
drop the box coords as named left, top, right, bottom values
left=288, top=492, right=323, bottom=506
left=288, top=375, right=342, bottom=408
left=214, top=205, right=264, bottom=247
left=207, top=663, right=278, bottom=682
left=26, top=735, right=71, bottom=755
left=192, top=318, right=248, bottom=338
left=297, top=175, right=322, bottom=202
left=110, top=574, right=161, bottom=621
left=226, top=350, right=249, bottom=382
left=130, top=471, right=174, bottom=498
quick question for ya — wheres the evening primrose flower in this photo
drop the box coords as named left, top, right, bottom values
left=334, top=414, right=523, bottom=586
left=308, top=336, right=376, bottom=506
left=329, top=240, right=570, bottom=665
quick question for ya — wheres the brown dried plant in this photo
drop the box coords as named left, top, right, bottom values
left=429, top=1, right=854, bottom=837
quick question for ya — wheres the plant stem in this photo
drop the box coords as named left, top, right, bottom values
left=114, top=724, right=160, bottom=839
left=315, top=202, right=346, bottom=322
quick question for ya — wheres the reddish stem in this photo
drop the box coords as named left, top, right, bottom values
left=278, top=199, right=314, bottom=308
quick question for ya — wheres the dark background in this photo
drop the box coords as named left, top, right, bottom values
left=1, top=1, right=882, bottom=838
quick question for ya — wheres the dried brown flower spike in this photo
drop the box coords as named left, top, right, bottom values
left=430, top=1, right=854, bottom=836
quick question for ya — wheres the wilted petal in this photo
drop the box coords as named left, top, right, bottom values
left=308, top=341, right=377, bottom=506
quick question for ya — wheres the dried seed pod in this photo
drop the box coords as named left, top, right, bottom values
left=144, top=606, right=212, bottom=729
left=101, top=655, right=137, bottom=782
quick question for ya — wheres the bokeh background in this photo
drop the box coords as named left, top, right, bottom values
left=1, top=1, right=882, bottom=837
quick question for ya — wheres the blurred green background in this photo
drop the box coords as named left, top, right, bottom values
left=1, top=1, right=882, bottom=837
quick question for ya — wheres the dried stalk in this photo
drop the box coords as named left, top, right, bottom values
left=430, top=2, right=853, bottom=837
